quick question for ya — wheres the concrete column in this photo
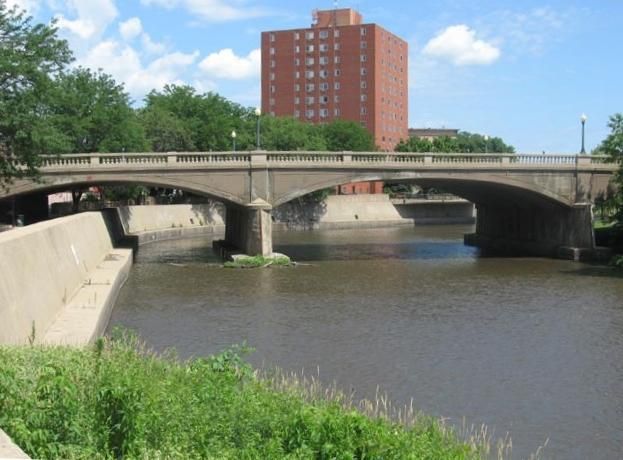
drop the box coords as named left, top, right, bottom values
left=224, top=199, right=273, bottom=256
left=465, top=201, right=596, bottom=259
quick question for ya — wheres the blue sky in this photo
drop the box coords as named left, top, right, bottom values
left=8, top=0, right=623, bottom=152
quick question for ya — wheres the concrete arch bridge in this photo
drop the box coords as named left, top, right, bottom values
left=1, top=151, right=617, bottom=259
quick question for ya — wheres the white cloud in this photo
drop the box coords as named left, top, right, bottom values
left=423, top=25, right=500, bottom=66
left=56, top=0, right=118, bottom=39
left=119, top=17, right=142, bottom=41
left=141, top=33, right=167, bottom=55
left=198, top=48, right=260, bottom=80
left=140, top=0, right=268, bottom=22
left=79, top=40, right=199, bottom=100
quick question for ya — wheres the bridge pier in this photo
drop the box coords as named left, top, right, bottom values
left=465, top=202, right=598, bottom=260
left=222, top=200, right=273, bottom=257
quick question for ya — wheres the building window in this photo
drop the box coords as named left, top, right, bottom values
left=334, top=108, right=340, bottom=116
left=305, top=70, right=314, bottom=79
left=319, top=69, right=329, bottom=78
left=319, top=108, right=329, bottom=118
left=360, top=54, right=367, bottom=62
left=305, top=96, right=314, bottom=105
left=319, top=30, right=329, bottom=39
left=361, top=81, right=367, bottom=89
left=360, top=27, right=367, bottom=36
left=361, top=107, right=367, bottom=115
left=269, top=97, right=275, bottom=105
left=306, top=44, right=314, bottom=53
left=334, top=69, right=341, bottom=77
left=320, top=82, right=329, bottom=91
left=270, top=47, right=275, bottom=54
left=319, top=56, right=328, bottom=65
left=361, top=68, right=367, bottom=76
left=270, top=85, right=276, bottom=93
left=294, top=110, right=300, bottom=118
left=294, top=96, right=300, bottom=104
left=270, top=60, right=276, bottom=68
left=270, top=33, right=275, bottom=42
left=306, top=57, right=314, bottom=65
left=294, top=83, right=300, bottom=91
left=306, top=31, right=314, bottom=40
left=334, top=43, right=340, bottom=51
left=294, top=71, right=300, bottom=78
left=360, top=41, right=367, bottom=49
left=295, top=45, right=300, bottom=53
left=294, top=58, right=300, bottom=65
left=294, top=32, right=299, bottom=40
left=270, top=72, right=275, bottom=80
left=334, top=29, right=340, bottom=38
left=305, top=83, right=315, bottom=92
left=306, top=109, right=315, bottom=118
left=334, top=95, right=340, bottom=103
left=320, top=95, right=329, bottom=104
left=334, top=56, right=340, bottom=64
left=361, top=94, right=367, bottom=102
left=319, top=43, right=329, bottom=52
left=334, top=82, right=340, bottom=90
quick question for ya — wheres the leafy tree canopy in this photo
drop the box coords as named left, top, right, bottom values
left=395, top=131, right=515, bottom=153
left=595, top=113, right=623, bottom=223
left=0, top=2, right=72, bottom=184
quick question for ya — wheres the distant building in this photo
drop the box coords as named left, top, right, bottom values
left=409, top=128, right=459, bottom=141
left=261, top=7, right=408, bottom=194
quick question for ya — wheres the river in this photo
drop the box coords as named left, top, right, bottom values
left=108, top=225, right=623, bottom=459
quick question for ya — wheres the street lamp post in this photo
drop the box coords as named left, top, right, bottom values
left=580, top=114, right=587, bottom=154
left=255, top=107, right=261, bottom=150
left=231, top=130, right=236, bottom=152
left=484, top=135, right=489, bottom=154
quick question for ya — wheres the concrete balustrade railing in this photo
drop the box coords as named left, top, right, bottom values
left=15, top=152, right=615, bottom=171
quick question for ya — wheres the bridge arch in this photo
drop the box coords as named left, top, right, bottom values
left=272, top=171, right=574, bottom=208
left=1, top=173, right=249, bottom=207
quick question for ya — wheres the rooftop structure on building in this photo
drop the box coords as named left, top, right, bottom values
left=409, top=128, right=459, bottom=140
left=261, top=8, right=408, bottom=152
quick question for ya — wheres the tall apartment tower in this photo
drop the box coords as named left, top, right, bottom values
left=261, top=8, right=408, bottom=152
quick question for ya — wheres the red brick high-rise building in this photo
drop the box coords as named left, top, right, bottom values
left=261, top=8, right=408, bottom=193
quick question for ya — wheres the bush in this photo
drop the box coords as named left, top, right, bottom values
left=0, top=335, right=493, bottom=459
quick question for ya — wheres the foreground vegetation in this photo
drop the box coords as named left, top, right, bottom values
left=0, top=334, right=506, bottom=459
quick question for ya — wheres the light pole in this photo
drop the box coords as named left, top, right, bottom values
left=231, top=130, right=236, bottom=152
left=255, top=107, right=261, bottom=150
left=484, top=135, right=489, bottom=154
left=580, top=113, right=587, bottom=154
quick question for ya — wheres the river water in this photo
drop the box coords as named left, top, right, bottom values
left=108, top=225, right=623, bottom=459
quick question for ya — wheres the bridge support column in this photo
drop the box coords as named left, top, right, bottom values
left=465, top=202, right=598, bottom=260
left=223, top=200, right=273, bottom=257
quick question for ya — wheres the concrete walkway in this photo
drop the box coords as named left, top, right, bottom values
left=43, top=248, right=132, bottom=345
left=0, top=429, right=29, bottom=459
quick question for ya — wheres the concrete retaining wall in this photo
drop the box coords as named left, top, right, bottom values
left=0, top=212, right=131, bottom=345
left=113, top=204, right=225, bottom=245
left=273, top=194, right=412, bottom=230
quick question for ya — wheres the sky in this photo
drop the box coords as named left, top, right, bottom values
left=6, top=0, right=623, bottom=153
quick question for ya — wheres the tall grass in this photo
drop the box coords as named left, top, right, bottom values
left=0, top=332, right=515, bottom=459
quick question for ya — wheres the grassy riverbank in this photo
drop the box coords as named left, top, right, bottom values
left=0, top=334, right=499, bottom=459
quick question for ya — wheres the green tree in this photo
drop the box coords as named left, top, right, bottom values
left=260, top=116, right=326, bottom=151
left=596, top=113, right=623, bottom=223
left=0, top=2, right=72, bottom=185
left=321, top=119, right=375, bottom=151
left=51, top=68, right=146, bottom=153
left=395, top=131, right=514, bottom=153
left=141, top=85, right=250, bottom=152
